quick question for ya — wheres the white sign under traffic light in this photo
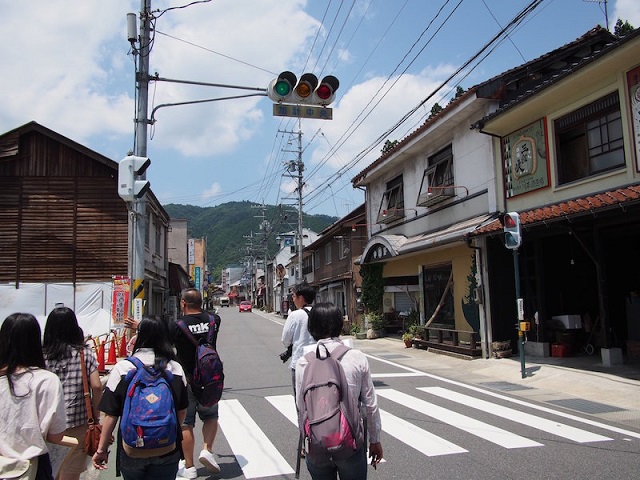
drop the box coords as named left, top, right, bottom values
left=502, top=212, right=521, bottom=250
left=273, top=104, right=333, bottom=120
left=118, top=155, right=151, bottom=202
left=267, top=71, right=339, bottom=107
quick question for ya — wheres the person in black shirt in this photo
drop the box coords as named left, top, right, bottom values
left=172, top=288, right=221, bottom=478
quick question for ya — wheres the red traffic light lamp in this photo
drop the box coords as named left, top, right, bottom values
left=501, top=212, right=521, bottom=250
left=313, top=75, right=339, bottom=105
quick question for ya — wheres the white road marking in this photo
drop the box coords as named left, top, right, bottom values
left=420, top=387, right=613, bottom=443
left=379, top=409, right=468, bottom=456
left=377, top=389, right=543, bottom=449
left=218, top=399, right=294, bottom=479
left=363, top=352, right=640, bottom=440
left=266, top=394, right=298, bottom=425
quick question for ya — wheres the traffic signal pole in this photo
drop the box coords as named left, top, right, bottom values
left=513, top=249, right=526, bottom=379
left=131, top=0, right=151, bottom=319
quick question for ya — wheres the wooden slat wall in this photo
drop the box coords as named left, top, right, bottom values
left=0, top=180, right=20, bottom=279
left=0, top=129, right=129, bottom=283
left=76, top=178, right=128, bottom=279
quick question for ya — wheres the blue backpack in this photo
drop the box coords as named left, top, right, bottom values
left=178, top=316, right=224, bottom=407
left=120, top=356, right=178, bottom=457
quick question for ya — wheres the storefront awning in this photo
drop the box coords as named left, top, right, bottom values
left=358, top=214, right=493, bottom=264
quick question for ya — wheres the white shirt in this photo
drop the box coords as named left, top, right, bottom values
left=295, top=338, right=382, bottom=443
left=0, top=368, right=67, bottom=461
left=281, top=307, right=315, bottom=370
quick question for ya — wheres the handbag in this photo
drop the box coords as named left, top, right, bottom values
left=79, top=349, right=102, bottom=456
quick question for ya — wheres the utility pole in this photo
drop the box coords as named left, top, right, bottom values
left=279, top=127, right=305, bottom=286
left=296, top=121, right=304, bottom=285
left=130, top=0, right=151, bottom=319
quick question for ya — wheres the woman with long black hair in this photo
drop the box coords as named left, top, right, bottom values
left=0, top=313, right=67, bottom=480
left=43, top=307, right=102, bottom=480
left=92, top=316, right=189, bottom=480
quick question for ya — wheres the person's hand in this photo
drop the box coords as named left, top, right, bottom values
left=369, top=442, right=383, bottom=468
left=124, top=316, right=139, bottom=330
left=92, top=450, right=110, bottom=470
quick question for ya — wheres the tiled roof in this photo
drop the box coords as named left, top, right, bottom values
left=471, top=184, right=640, bottom=236
left=474, top=26, right=640, bottom=128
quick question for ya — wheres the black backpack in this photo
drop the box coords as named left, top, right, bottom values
left=177, top=316, right=224, bottom=406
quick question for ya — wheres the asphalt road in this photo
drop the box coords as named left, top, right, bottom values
left=83, top=307, right=640, bottom=479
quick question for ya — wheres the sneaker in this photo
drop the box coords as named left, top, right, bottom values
left=198, top=449, right=220, bottom=474
left=176, top=465, right=197, bottom=479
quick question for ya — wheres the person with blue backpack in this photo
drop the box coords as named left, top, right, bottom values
left=172, top=287, right=222, bottom=479
left=296, top=303, right=383, bottom=480
left=91, top=316, right=188, bottom=480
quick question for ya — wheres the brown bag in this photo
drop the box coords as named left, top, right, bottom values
left=80, top=349, right=102, bottom=456
left=84, top=421, right=103, bottom=456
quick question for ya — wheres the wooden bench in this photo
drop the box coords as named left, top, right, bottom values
left=412, top=326, right=482, bottom=357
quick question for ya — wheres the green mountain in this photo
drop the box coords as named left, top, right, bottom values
left=163, top=201, right=337, bottom=282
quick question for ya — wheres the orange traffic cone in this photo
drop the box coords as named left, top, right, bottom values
left=97, top=344, right=105, bottom=372
left=106, top=334, right=117, bottom=365
left=118, top=332, right=128, bottom=357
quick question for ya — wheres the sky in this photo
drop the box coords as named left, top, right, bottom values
left=1, top=0, right=639, bottom=222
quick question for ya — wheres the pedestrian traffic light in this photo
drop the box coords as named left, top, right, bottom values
left=501, top=212, right=521, bottom=250
left=267, top=71, right=340, bottom=106
left=118, top=155, right=150, bottom=202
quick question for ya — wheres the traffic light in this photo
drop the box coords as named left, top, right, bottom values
left=267, top=71, right=339, bottom=106
left=501, top=212, right=521, bottom=250
left=118, top=155, right=150, bottom=202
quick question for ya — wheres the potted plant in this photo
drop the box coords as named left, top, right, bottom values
left=350, top=324, right=367, bottom=340
left=409, top=324, right=424, bottom=340
left=366, top=312, right=387, bottom=339
left=402, top=332, right=414, bottom=348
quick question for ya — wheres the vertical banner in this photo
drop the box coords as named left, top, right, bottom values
left=188, top=238, right=195, bottom=265
left=194, top=266, right=201, bottom=292
left=112, top=276, right=130, bottom=325
left=627, top=66, right=640, bottom=171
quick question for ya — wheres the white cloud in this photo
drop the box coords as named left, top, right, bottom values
left=613, top=0, right=640, bottom=27
left=201, top=182, right=223, bottom=201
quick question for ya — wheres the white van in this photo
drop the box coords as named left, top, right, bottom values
left=219, top=296, right=230, bottom=307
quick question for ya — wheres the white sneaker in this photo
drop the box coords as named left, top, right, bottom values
left=176, top=465, right=197, bottom=479
left=198, top=449, right=220, bottom=473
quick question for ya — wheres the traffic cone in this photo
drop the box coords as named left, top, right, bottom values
left=118, top=332, right=128, bottom=357
left=97, top=343, right=105, bottom=372
left=106, top=334, right=117, bottom=365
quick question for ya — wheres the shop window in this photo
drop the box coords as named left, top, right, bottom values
left=417, top=145, right=454, bottom=207
left=155, top=221, right=162, bottom=255
left=555, top=91, right=625, bottom=185
left=377, top=175, right=404, bottom=223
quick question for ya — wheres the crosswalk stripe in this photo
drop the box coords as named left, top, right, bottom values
left=419, top=387, right=613, bottom=444
left=218, top=399, right=294, bottom=479
left=364, top=352, right=640, bottom=440
left=379, top=409, right=468, bottom=456
left=266, top=394, right=298, bottom=426
left=377, top=389, right=543, bottom=449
